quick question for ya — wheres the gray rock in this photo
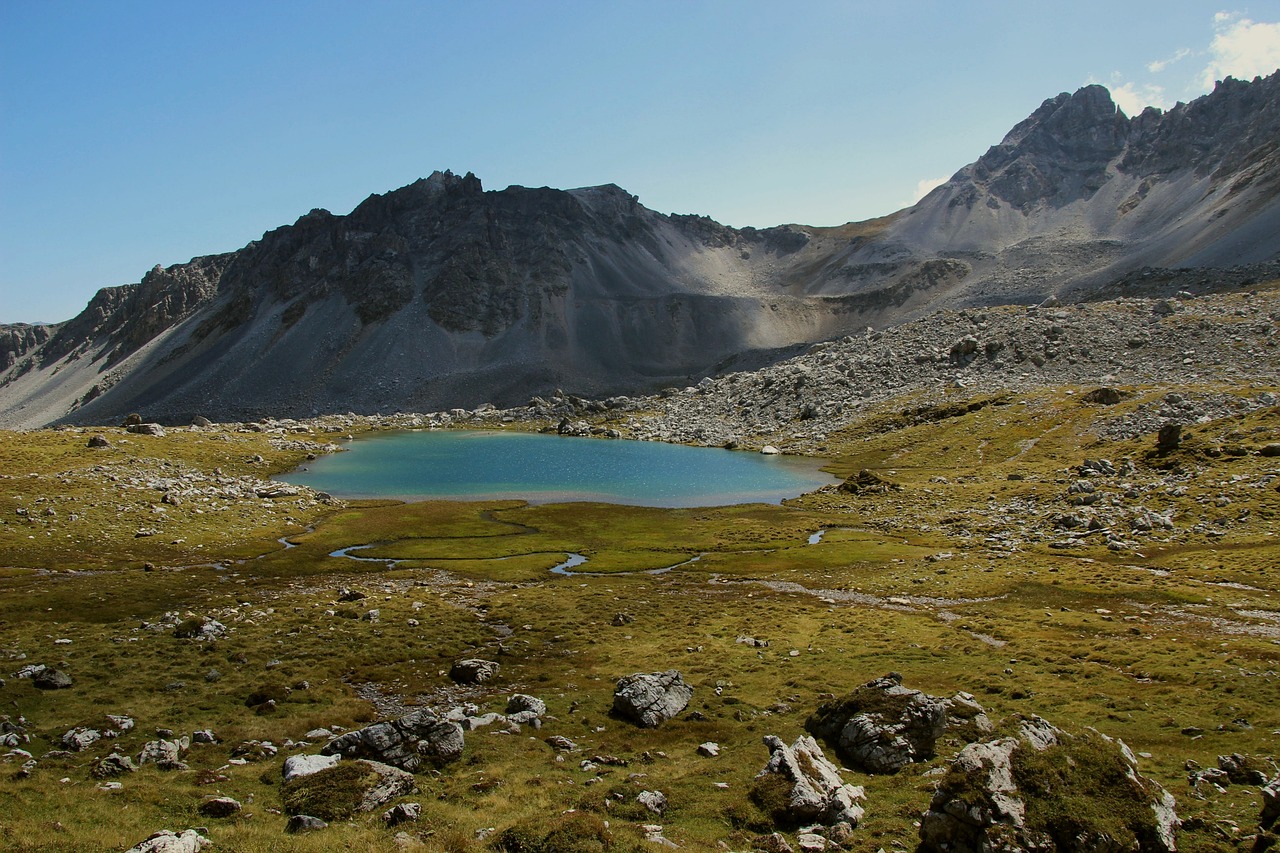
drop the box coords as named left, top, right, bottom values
left=62, top=726, right=103, bottom=751
left=449, top=658, right=500, bottom=684
left=283, top=753, right=341, bottom=782
left=285, top=815, right=328, bottom=834
left=1261, top=772, right=1280, bottom=831
left=322, top=708, right=464, bottom=771
left=126, top=423, right=167, bottom=437
left=545, top=735, right=577, bottom=752
left=805, top=672, right=954, bottom=774
left=754, top=734, right=866, bottom=827
left=698, top=741, right=721, bottom=757
left=382, top=802, right=422, bottom=827
left=137, top=739, right=188, bottom=770
left=124, top=829, right=211, bottom=852
left=612, top=669, right=693, bottom=728
left=198, top=796, right=241, bottom=818
left=87, top=434, right=111, bottom=448
left=92, top=752, right=138, bottom=778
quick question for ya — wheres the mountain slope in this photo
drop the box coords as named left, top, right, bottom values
left=2, top=72, right=1278, bottom=428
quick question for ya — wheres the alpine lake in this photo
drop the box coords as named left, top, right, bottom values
left=280, top=429, right=839, bottom=507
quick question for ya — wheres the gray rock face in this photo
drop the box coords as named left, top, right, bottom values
left=612, top=670, right=693, bottom=727
left=321, top=709, right=465, bottom=771
left=32, top=668, right=73, bottom=690
left=754, top=735, right=866, bottom=828
left=383, top=802, right=422, bottom=827
left=285, top=815, right=328, bottom=833
left=919, top=716, right=1179, bottom=853
left=449, top=658, right=500, bottom=684
left=805, top=673, right=961, bottom=774
left=124, top=829, right=212, bottom=853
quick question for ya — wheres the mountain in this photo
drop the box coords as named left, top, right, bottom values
left=2, top=72, right=1278, bottom=429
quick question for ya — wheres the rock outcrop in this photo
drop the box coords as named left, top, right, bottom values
left=919, top=716, right=1179, bottom=853
left=752, top=734, right=866, bottom=828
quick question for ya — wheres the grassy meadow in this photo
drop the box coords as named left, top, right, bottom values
left=1, top=384, right=1277, bottom=851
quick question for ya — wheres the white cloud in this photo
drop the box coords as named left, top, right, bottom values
left=911, top=176, right=948, bottom=204
left=1202, top=12, right=1280, bottom=88
left=1111, top=81, right=1170, bottom=115
left=1147, top=48, right=1192, bottom=73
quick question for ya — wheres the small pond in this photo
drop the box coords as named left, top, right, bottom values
left=280, top=430, right=836, bottom=507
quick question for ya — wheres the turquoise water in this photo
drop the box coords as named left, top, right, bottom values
left=280, top=430, right=836, bottom=507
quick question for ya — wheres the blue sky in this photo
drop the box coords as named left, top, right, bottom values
left=3, top=1, right=1279, bottom=324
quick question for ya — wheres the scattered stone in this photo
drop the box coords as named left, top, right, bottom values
left=137, top=738, right=189, bottom=771
left=87, top=434, right=111, bottom=448
left=612, top=612, right=635, bottom=626
left=506, top=694, right=547, bottom=717
left=752, top=734, right=866, bottom=828
left=191, top=730, right=218, bottom=745
left=697, top=742, right=720, bottom=757
left=839, top=469, right=900, bottom=495
left=753, top=831, right=796, bottom=853
left=612, top=670, right=694, bottom=728
left=173, top=616, right=228, bottom=641
left=1156, top=422, right=1183, bottom=453
left=126, top=423, right=167, bottom=437
left=545, top=735, right=578, bottom=752
left=1261, top=772, right=1280, bottom=831
left=449, top=658, right=500, bottom=684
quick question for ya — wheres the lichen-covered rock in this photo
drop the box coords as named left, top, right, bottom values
left=751, top=734, right=866, bottom=828
left=612, top=670, right=693, bottom=728
left=919, top=716, right=1179, bottom=853
left=506, top=694, right=547, bottom=717
left=805, top=672, right=963, bottom=774
left=321, top=708, right=464, bottom=771
left=282, top=759, right=416, bottom=821
left=137, top=738, right=189, bottom=771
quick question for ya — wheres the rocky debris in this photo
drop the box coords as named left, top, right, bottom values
left=641, top=824, right=680, bottom=848
left=751, top=734, right=866, bottom=828
left=126, top=423, right=167, bottom=437
left=806, top=673, right=985, bottom=774
left=32, top=668, right=73, bottom=690
left=285, top=814, right=328, bottom=833
left=283, top=753, right=341, bottom=782
left=91, top=752, right=138, bottom=778
left=698, top=742, right=721, bottom=757
left=637, top=789, right=668, bottom=815
left=322, top=708, right=465, bottom=771
left=198, top=796, right=241, bottom=818
left=449, top=658, right=500, bottom=684
left=919, top=716, right=1178, bottom=853
left=382, top=802, right=421, bottom=827
left=612, top=611, right=635, bottom=626
left=62, top=716, right=133, bottom=752
left=124, top=829, right=212, bottom=853
left=281, top=759, right=416, bottom=821
left=612, top=670, right=694, bottom=728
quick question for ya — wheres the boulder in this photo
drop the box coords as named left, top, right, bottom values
left=283, top=753, right=341, bottom=782
left=612, top=670, right=693, bottom=728
left=322, top=708, right=464, bottom=771
left=751, top=734, right=866, bottom=828
left=173, top=616, right=227, bottom=641
left=137, top=738, right=189, bottom=771
left=383, top=802, right=422, bottom=827
left=87, top=434, right=111, bottom=448
left=198, top=796, right=242, bottom=818
left=285, top=815, right=328, bottom=834
left=1261, top=772, right=1280, bottom=831
left=281, top=759, right=416, bottom=821
left=637, top=790, right=668, bottom=815
left=33, top=668, right=73, bottom=690
left=805, top=673, right=964, bottom=774
left=92, top=752, right=138, bottom=778
left=449, top=658, right=500, bottom=684
left=124, top=829, right=211, bottom=853
left=127, top=423, right=167, bottom=437
left=919, top=716, right=1178, bottom=853
left=506, top=694, right=547, bottom=717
